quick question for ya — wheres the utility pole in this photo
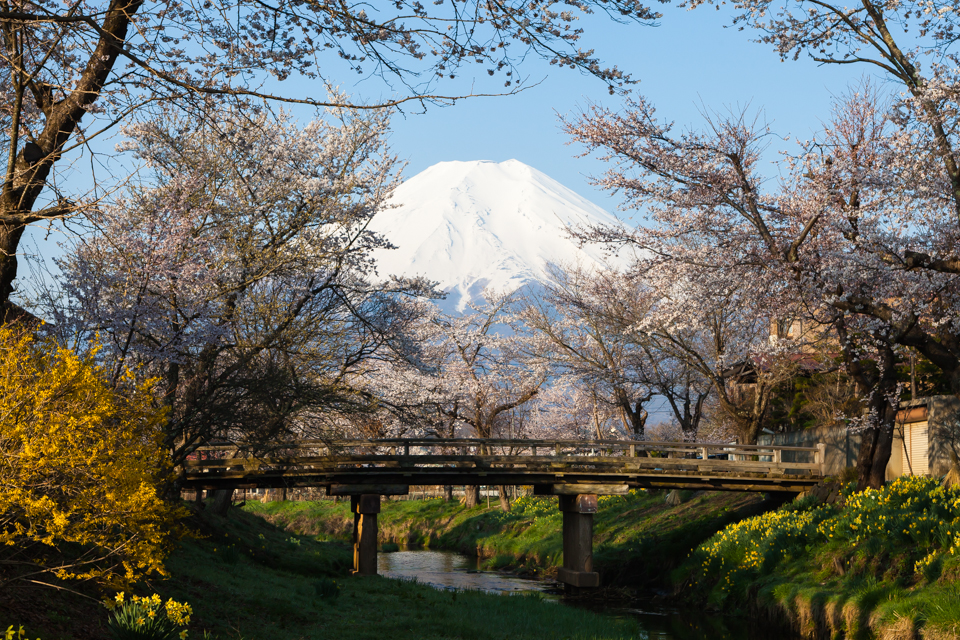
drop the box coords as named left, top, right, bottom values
left=910, top=351, right=918, bottom=398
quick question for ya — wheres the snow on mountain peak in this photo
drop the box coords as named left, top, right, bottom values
left=368, top=159, right=628, bottom=313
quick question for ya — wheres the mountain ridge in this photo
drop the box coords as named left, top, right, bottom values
left=368, top=159, right=627, bottom=313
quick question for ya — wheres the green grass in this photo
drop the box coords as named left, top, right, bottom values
left=672, top=476, right=960, bottom=638
left=158, top=505, right=639, bottom=640
left=245, top=488, right=772, bottom=587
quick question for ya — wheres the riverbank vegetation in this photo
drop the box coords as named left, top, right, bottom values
left=251, top=478, right=960, bottom=638
left=166, top=506, right=638, bottom=640
left=674, top=476, right=960, bottom=638
left=3, top=504, right=639, bottom=640
left=247, top=488, right=778, bottom=587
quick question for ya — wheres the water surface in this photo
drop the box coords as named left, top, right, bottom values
left=378, top=549, right=550, bottom=595
left=377, top=549, right=796, bottom=640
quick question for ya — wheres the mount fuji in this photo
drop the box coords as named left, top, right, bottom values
left=368, top=159, right=630, bottom=313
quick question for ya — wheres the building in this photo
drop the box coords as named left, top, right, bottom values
left=757, top=395, right=960, bottom=479
left=886, top=395, right=960, bottom=478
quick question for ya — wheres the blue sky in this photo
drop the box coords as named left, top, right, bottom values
left=380, top=3, right=868, bottom=218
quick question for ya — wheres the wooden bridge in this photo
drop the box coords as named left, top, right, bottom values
left=183, top=438, right=826, bottom=590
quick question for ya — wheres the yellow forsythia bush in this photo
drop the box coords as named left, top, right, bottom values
left=0, top=325, right=182, bottom=587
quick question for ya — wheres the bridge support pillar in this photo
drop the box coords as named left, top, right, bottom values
left=351, top=494, right=380, bottom=576
left=557, top=494, right=600, bottom=592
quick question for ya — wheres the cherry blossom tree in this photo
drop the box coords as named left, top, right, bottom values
left=522, top=263, right=713, bottom=442
left=357, top=291, right=546, bottom=507
left=522, top=264, right=656, bottom=440
left=562, top=79, right=951, bottom=486
left=641, top=340, right=711, bottom=443
left=50, top=103, right=431, bottom=476
left=334, top=298, right=458, bottom=441
left=680, top=0, right=960, bottom=485
left=430, top=292, right=547, bottom=506
left=638, top=263, right=802, bottom=446
left=0, top=0, right=663, bottom=318
left=426, top=291, right=546, bottom=441
left=524, top=375, right=620, bottom=440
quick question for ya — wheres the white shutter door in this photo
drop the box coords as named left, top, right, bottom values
left=908, top=422, right=929, bottom=476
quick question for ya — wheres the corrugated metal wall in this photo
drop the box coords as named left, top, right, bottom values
left=905, top=421, right=929, bottom=476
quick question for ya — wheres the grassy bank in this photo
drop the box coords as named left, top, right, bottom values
left=246, top=488, right=779, bottom=587
left=165, top=505, right=642, bottom=639
left=3, top=504, right=639, bottom=640
left=674, top=476, right=960, bottom=639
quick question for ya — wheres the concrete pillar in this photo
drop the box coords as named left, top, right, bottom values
left=351, top=494, right=380, bottom=575
left=557, top=494, right=599, bottom=591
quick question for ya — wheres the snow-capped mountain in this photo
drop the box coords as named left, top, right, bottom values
left=369, top=159, right=629, bottom=313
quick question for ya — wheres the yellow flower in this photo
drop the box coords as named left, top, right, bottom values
left=115, top=592, right=125, bottom=603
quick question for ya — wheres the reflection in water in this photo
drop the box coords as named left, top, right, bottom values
left=377, top=550, right=551, bottom=596
left=377, top=549, right=797, bottom=640
left=580, top=606, right=780, bottom=640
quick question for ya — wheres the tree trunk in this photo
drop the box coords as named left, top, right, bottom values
left=740, top=415, right=764, bottom=446
left=259, top=488, right=284, bottom=503
left=615, top=390, right=649, bottom=441
left=210, top=489, right=234, bottom=516
left=740, top=381, right=771, bottom=446
left=836, top=318, right=899, bottom=490
left=464, top=485, right=480, bottom=508
left=0, top=224, right=26, bottom=315
left=497, top=485, right=510, bottom=511
left=855, top=388, right=898, bottom=490
left=676, top=388, right=707, bottom=443
left=443, top=485, right=453, bottom=502
left=0, top=0, right=145, bottom=312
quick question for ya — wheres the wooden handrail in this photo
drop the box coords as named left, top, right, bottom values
left=193, top=438, right=820, bottom=454
left=182, top=438, right=827, bottom=491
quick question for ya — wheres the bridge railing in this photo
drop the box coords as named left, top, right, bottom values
left=187, top=438, right=825, bottom=475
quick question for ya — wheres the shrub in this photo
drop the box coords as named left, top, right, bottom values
left=105, top=593, right=192, bottom=640
left=0, top=326, right=183, bottom=588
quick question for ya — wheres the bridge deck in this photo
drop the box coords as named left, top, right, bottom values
left=183, top=438, right=825, bottom=493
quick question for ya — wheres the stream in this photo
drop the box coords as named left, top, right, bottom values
left=378, top=549, right=794, bottom=640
